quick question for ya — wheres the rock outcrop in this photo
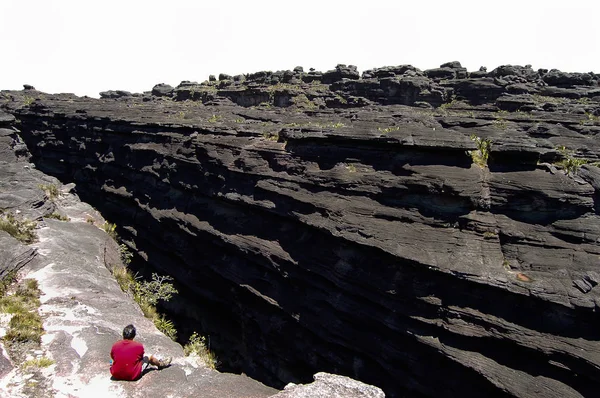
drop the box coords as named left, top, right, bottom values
left=272, top=373, right=384, bottom=398
left=1, top=61, right=600, bottom=397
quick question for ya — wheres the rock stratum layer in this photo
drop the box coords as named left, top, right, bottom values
left=2, top=62, right=600, bottom=397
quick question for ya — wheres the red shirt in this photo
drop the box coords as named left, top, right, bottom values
left=110, top=339, right=145, bottom=381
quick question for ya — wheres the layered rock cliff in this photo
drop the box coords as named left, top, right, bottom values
left=2, top=62, right=600, bottom=397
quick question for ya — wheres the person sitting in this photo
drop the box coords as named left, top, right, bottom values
left=110, top=324, right=172, bottom=381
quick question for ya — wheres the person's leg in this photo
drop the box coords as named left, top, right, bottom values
left=145, top=354, right=172, bottom=369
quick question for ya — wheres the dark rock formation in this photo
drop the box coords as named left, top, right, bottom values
left=1, top=61, right=600, bottom=398
left=0, top=109, right=280, bottom=397
left=99, top=90, right=133, bottom=99
left=151, top=83, right=174, bottom=98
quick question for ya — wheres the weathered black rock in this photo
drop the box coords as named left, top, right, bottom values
left=0, top=106, right=280, bottom=398
left=1, top=62, right=600, bottom=398
left=152, top=83, right=174, bottom=97
left=99, top=90, right=133, bottom=99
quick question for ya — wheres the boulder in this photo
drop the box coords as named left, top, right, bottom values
left=151, top=83, right=174, bottom=97
left=99, top=90, right=133, bottom=99
left=322, top=64, right=360, bottom=84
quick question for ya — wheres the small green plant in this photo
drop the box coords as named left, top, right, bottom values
left=293, top=94, right=316, bottom=109
left=262, top=132, right=279, bottom=141
left=21, top=357, right=54, bottom=369
left=307, top=121, right=345, bottom=129
left=439, top=97, right=456, bottom=110
left=112, top=265, right=136, bottom=293
left=0, top=212, right=37, bottom=244
left=38, top=184, right=59, bottom=200
left=580, top=112, right=599, bottom=125
left=154, top=315, right=177, bottom=340
left=0, top=270, right=17, bottom=297
left=335, top=95, right=348, bottom=104
left=558, top=157, right=588, bottom=175
left=46, top=212, right=70, bottom=222
left=207, top=114, right=222, bottom=123
left=119, top=244, right=133, bottom=265
left=470, top=135, right=492, bottom=168
left=555, top=146, right=589, bottom=175
left=346, top=164, right=357, bottom=173
left=492, top=110, right=508, bottom=129
left=378, top=126, right=400, bottom=134
left=483, top=231, right=497, bottom=239
left=184, top=332, right=217, bottom=369
left=234, top=118, right=244, bottom=123
left=577, top=97, right=591, bottom=104
left=102, top=221, right=118, bottom=240
left=23, top=96, right=35, bottom=106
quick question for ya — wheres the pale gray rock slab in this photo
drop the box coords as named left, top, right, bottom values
left=270, top=372, right=385, bottom=398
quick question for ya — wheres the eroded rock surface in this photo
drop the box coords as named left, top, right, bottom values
left=272, top=373, right=384, bottom=398
left=1, top=62, right=600, bottom=397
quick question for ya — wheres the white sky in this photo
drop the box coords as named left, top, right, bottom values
left=1, top=0, right=599, bottom=98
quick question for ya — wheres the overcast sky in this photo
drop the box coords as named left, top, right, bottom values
left=1, top=0, right=598, bottom=98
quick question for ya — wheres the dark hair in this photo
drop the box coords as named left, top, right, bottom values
left=123, top=324, right=136, bottom=340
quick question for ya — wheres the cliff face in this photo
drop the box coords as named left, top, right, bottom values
left=0, top=109, right=282, bottom=398
left=2, top=62, right=600, bottom=397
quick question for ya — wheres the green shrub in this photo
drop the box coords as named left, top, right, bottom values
left=262, top=132, right=279, bottom=141
left=109, top=265, right=178, bottom=341
left=154, top=315, right=177, bottom=341
left=555, top=146, right=590, bottom=175
left=132, top=273, right=177, bottom=307
left=119, top=244, right=133, bottom=265
left=102, top=221, right=118, bottom=240
left=184, top=332, right=217, bottom=369
left=38, top=184, right=59, bottom=200
left=470, top=134, right=492, bottom=168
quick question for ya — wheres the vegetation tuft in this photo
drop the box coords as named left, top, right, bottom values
left=1, top=277, right=44, bottom=345
left=46, top=212, right=70, bottom=222
left=469, top=134, right=492, bottom=168
left=102, top=221, right=118, bottom=240
left=21, top=357, right=54, bottom=369
left=0, top=211, right=37, bottom=243
left=378, top=126, right=400, bottom=134
left=38, top=184, right=59, bottom=200
left=554, top=146, right=596, bottom=175
left=184, top=332, right=217, bottom=369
